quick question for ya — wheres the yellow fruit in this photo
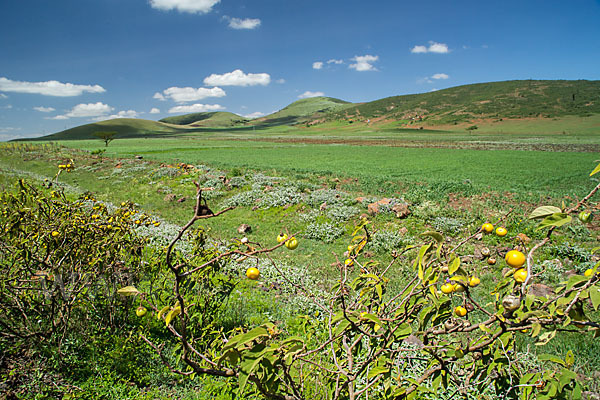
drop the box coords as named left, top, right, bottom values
left=455, top=306, right=468, bottom=317
left=285, top=237, right=299, bottom=250
left=453, top=283, right=466, bottom=293
left=468, top=276, right=480, bottom=287
left=136, top=306, right=147, bottom=317
left=514, top=268, right=528, bottom=283
left=347, top=245, right=354, bottom=252
left=584, top=269, right=594, bottom=277
left=277, top=233, right=288, bottom=243
left=495, top=227, right=507, bottom=237
left=51, top=231, right=60, bottom=237
left=481, top=247, right=490, bottom=257
left=505, top=250, right=526, bottom=268
left=441, top=282, right=454, bottom=294
left=344, top=258, right=354, bottom=266
left=482, top=223, right=494, bottom=233
left=487, top=257, right=497, bottom=265
left=246, top=267, right=260, bottom=280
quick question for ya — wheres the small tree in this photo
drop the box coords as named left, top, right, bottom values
left=94, top=131, right=117, bottom=147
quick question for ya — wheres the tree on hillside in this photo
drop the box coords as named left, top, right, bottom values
left=94, top=131, right=117, bottom=147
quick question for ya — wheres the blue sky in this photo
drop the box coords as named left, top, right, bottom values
left=1, top=0, right=599, bottom=140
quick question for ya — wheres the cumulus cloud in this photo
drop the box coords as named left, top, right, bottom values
left=411, top=41, right=449, bottom=54
left=204, top=69, right=270, bottom=87
left=153, top=92, right=166, bottom=101
left=51, top=102, right=113, bottom=119
left=312, top=61, right=324, bottom=70
left=431, top=73, right=449, bottom=80
left=349, top=55, right=378, bottom=71
left=33, top=106, right=55, bottom=112
left=94, top=110, right=140, bottom=121
left=168, top=104, right=224, bottom=113
left=298, top=91, right=324, bottom=99
left=149, top=0, right=220, bottom=14
left=150, top=107, right=161, bottom=114
left=225, top=16, right=261, bottom=29
left=0, top=77, right=105, bottom=97
left=156, top=86, right=226, bottom=103
left=244, top=111, right=265, bottom=119
left=327, top=59, right=344, bottom=65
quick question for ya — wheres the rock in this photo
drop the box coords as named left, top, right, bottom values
left=238, top=224, right=252, bottom=234
left=367, top=198, right=391, bottom=215
left=164, top=194, right=177, bottom=202
left=529, top=283, right=554, bottom=298
left=320, top=202, right=327, bottom=211
left=355, top=197, right=366, bottom=203
left=403, top=335, right=424, bottom=348
left=392, top=203, right=410, bottom=219
left=398, top=227, right=408, bottom=236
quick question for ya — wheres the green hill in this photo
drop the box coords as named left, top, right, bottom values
left=321, top=80, right=600, bottom=126
left=40, top=118, right=188, bottom=140
left=254, top=96, right=353, bottom=126
left=159, top=111, right=248, bottom=127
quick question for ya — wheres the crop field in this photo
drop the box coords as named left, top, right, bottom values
left=2, top=133, right=600, bottom=399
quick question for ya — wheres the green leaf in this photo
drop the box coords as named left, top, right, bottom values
left=361, top=312, right=383, bottom=327
left=420, top=231, right=444, bottom=244
left=535, top=330, right=556, bottom=346
left=368, top=366, right=390, bottom=379
left=558, top=368, right=577, bottom=391
left=230, top=326, right=269, bottom=349
left=566, top=275, right=588, bottom=291
left=538, top=353, right=566, bottom=366
left=536, top=213, right=572, bottom=231
left=394, top=323, right=412, bottom=340
left=531, top=322, right=542, bottom=338
left=448, top=257, right=460, bottom=275
left=528, top=206, right=562, bottom=220
left=590, top=162, right=600, bottom=176
left=565, top=350, right=575, bottom=368
left=165, top=307, right=181, bottom=326
left=117, top=286, right=140, bottom=296
left=590, top=285, right=600, bottom=311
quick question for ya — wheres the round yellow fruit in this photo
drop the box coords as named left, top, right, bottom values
left=246, top=267, right=260, bottom=280
left=482, top=223, right=494, bottom=233
left=495, top=227, right=507, bottom=237
left=505, top=250, right=526, bottom=268
left=347, top=245, right=354, bottom=252
left=277, top=233, right=288, bottom=243
left=453, top=283, right=466, bottom=293
left=514, top=268, right=528, bottom=283
left=136, top=306, right=147, bottom=317
left=51, top=231, right=60, bottom=237
left=455, top=306, right=468, bottom=317
left=441, top=282, right=454, bottom=294
left=584, top=268, right=593, bottom=277
left=285, top=237, right=299, bottom=250
left=468, top=276, right=480, bottom=287
left=344, top=258, right=354, bottom=266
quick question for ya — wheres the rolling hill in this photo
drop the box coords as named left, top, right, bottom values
left=32, top=80, right=600, bottom=140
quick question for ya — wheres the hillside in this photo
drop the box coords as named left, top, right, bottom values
left=159, top=111, right=248, bottom=127
left=254, top=96, right=353, bottom=126
left=321, top=80, right=600, bottom=126
left=39, top=118, right=191, bottom=141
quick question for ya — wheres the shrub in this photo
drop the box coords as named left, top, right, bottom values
left=303, top=221, right=345, bottom=242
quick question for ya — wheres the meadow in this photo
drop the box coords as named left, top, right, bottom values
left=1, top=127, right=600, bottom=399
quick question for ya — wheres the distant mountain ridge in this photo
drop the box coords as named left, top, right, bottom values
left=36, top=79, right=600, bottom=140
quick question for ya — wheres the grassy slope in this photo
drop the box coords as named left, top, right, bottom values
left=323, top=79, right=600, bottom=125
left=252, top=96, right=354, bottom=126
left=159, top=111, right=248, bottom=127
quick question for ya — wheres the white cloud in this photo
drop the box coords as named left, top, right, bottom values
left=0, top=126, right=20, bottom=133
left=312, top=61, right=323, bottom=70
left=349, top=55, right=378, bottom=71
left=275, top=78, right=286, bottom=84
left=298, top=91, right=324, bottom=99
left=204, top=69, right=270, bottom=87
left=411, top=41, right=449, bottom=54
left=150, top=107, right=161, bottom=114
left=153, top=92, right=166, bottom=101
left=431, top=73, right=449, bottom=80
left=0, top=93, right=7, bottom=99
left=94, top=110, right=140, bottom=121
left=226, top=17, right=261, bottom=29
left=159, top=86, right=226, bottom=103
left=244, top=111, right=265, bottom=119
left=51, top=102, right=113, bottom=119
left=0, top=77, right=105, bottom=97
left=168, top=104, right=224, bottom=113
left=149, top=0, right=219, bottom=14
left=327, top=59, right=344, bottom=64
left=33, top=106, right=55, bottom=112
